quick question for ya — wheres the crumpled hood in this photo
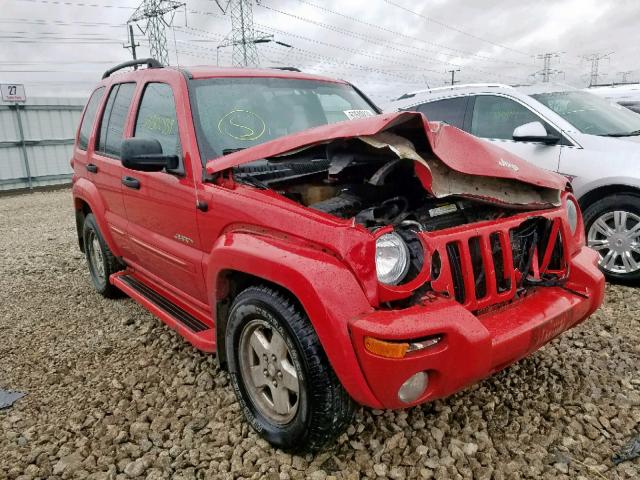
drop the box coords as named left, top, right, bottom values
left=206, top=111, right=566, bottom=199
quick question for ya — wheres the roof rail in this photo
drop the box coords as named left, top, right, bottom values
left=271, top=67, right=301, bottom=72
left=102, top=58, right=162, bottom=79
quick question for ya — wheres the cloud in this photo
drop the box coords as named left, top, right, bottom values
left=0, top=0, right=637, bottom=103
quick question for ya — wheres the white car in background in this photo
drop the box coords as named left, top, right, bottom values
left=391, top=83, right=640, bottom=282
left=585, top=83, right=640, bottom=114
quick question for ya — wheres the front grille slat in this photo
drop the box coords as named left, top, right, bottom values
left=429, top=215, right=566, bottom=313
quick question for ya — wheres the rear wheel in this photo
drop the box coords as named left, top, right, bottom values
left=82, top=213, right=123, bottom=297
left=225, top=285, right=355, bottom=452
left=583, top=194, right=640, bottom=283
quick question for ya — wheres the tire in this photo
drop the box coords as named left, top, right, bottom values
left=82, top=213, right=123, bottom=297
left=582, top=193, right=640, bottom=284
left=225, top=285, right=355, bottom=452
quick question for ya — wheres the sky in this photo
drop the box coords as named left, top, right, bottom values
left=1, top=0, right=639, bottom=106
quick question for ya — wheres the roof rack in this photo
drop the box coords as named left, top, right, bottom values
left=102, top=58, right=162, bottom=79
left=270, top=67, right=301, bottom=72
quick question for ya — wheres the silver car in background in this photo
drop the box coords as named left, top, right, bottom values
left=392, top=84, right=640, bottom=282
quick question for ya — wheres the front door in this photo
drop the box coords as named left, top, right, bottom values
left=120, top=82, right=206, bottom=304
left=468, top=94, right=563, bottom=173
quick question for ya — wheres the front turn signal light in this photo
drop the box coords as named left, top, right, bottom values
left=364, top=335, right=442, bottom=359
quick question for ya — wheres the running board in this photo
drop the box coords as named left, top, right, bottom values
left=111, top=273, right=215, bottom=353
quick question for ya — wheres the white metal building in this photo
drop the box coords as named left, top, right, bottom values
left=0, top=96, right=86, bottom=191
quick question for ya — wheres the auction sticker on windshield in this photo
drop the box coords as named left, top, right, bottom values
left=344, top=109, right=374, bottom=120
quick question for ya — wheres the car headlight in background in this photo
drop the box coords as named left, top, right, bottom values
left=566, top=197, right=579, bottom=234
left=376, top=232, right=410, bottom=285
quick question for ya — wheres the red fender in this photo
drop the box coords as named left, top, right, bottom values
left=204, top=231, right=383, bottom=408
left=72, top=178, right=124, bottom=258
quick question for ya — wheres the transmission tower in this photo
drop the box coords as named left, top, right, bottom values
left=583, top=52, right=613, bottom=87
left=215, top=0, right=273, bottom=67
left=534, top=52, right=562, bottom=83
left=618, top=70, right=635, bottom=84
left=128, top=0, right=185, bottom=66
left=446, top=68, right=460, bottom=86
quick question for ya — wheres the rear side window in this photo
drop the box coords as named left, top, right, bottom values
left=416, top=97, right=468, bottom=129
left=97, top=83, right=136, bottom=158
left=134, top=83, right=181, bottom=157
left=78, top=87, right=104, bottom=150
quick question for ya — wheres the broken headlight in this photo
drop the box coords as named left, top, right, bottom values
left=376, top=232, right=410, bottom=285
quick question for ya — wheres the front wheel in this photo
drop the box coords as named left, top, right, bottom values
left=583, top=194, right=640, bottom=283
left=225, top=285, right=355, bottom=452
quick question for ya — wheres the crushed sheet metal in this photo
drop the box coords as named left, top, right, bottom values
left=612, top=434, right=640, bottom=465
left=357, top=132, right=561, bottom=207
left=0, top=389, right=26, bottom=409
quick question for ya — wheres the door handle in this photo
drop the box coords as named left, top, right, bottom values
left=121, top=176, right=141, bottom=189
left=86, top=163, right=98, bottom=173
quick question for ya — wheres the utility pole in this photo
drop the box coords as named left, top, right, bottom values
left=128, top=0, right=185, bottom=66
left=447, top=68, right=460, bottom=86
left=534, top=52, right=562, bottom=83
left=583, top=52, right=613, bottom=87
left=215, top=0, right=273, bottom=67
left=123, top=24, right=140, bottom=64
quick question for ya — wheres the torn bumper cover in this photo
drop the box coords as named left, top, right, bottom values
left=349, top=246, right=604, bottom=409
left=206, top=111, right=566, bottom=208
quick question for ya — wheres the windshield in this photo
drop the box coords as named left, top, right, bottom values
left=189, top=77, right=377, bottom=161
left=531, top=90, right=640, bottom=136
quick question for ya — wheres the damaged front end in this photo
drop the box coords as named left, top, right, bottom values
left=207, top=112, right=578, bottom=313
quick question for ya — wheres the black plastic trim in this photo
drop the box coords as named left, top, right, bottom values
left=120, top=275, right=209, bottom=332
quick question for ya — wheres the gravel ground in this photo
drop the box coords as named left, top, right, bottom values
left=1, top=188, right=639, bottom=480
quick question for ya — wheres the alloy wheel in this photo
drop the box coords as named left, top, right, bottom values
left=587, top=210, right=640, bottom=274
left=87, top=230, right=106, bottom=282
left=238, top=319, right=300, bottom=424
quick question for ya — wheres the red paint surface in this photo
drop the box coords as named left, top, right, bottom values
left=72, top=67, right=604, bottom=410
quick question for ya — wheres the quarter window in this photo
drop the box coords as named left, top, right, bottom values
left=96, top=83, right=136, bottom=158
left=416, top=97, right=468, bottom=129
left=78, top=87, right=105, bottom=150
left=134, top=83, right=181, bottom=158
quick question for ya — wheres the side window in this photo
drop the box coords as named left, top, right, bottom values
left=470, top=95, right=543, bottom=140
left=417, top=97, right=468, bottom=129
left=96, top=83, right=136, bottom=158
left=78, top=87, right=105, bottom=150
left=134, top=83, right=181, bottom=159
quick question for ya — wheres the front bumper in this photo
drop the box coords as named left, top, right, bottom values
left=349, top=246, right=605, bottom=409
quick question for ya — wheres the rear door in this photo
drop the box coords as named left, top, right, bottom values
left=467, top=94, right=563, bottom=172
left=90, top=82, right=137, bottom=253
left=121, top=81, right=206, bottom=304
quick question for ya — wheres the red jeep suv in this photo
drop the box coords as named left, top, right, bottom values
left=71, top=59, right=605, bottom=451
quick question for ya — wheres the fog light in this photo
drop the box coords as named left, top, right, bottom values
left=398, top=371, right=428, bottom=404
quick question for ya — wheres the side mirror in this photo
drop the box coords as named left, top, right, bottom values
left=121, top=138, right=179, bottom=172
left=512, top=121, right=560, bottom=145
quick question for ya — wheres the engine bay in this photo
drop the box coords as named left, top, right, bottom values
left=232, top=139, right=516, bottom=234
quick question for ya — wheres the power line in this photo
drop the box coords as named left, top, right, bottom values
left=14, top=0, right=135, bottom=9
left=288, top=0, right=533, bottom=67
left=382, top=0, right=530, bottom=56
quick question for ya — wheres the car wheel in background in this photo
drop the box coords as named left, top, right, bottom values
left=82, top=213, right=123, bottom=297
left=225, top=285, right=355, bottom=452
left=583, top=194, right=640, bottom=283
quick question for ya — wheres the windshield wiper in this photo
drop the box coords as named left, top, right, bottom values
left=603, top=129, right=640, bottom=137
left=222, top=148, right=246, bottom=155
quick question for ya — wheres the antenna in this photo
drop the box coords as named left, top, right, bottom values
left=128, top=0, right=185, bottom=66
